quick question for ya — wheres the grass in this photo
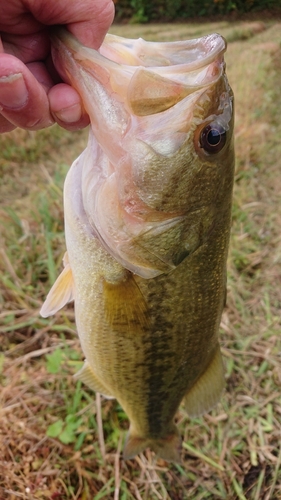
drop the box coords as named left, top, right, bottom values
left=1, top=19, right=281, bottom=500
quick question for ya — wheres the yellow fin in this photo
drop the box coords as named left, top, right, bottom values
left=123, top=428, right=182, bottom=463
left=40, top=253, right=74, bottom=318
left=74, top=360, right=114, bottom=399
left=103, top=272, right=149, bottom=334
left=183, top=344, right=225, bottom=417
left=127, top=68, right=191, bottom=116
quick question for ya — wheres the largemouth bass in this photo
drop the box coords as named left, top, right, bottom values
left=41, top=28, right=234, bottom=462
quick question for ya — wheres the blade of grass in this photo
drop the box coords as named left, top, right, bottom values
left=254, top=468, right=265, bottom=500
left=182, top=442, right=224, bottom=471
left=45, top=231, right=57, bottom=285
left=267, top=445, right=281, bottom=499
left=231, top=477, right=247, bottom=500
left=96, top=392, right=106, bottom=460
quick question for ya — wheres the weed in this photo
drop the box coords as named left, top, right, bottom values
left=1, top=20, right=281, bottom=500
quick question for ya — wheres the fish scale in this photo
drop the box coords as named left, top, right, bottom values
left=41, top=28, right=234, bottom=462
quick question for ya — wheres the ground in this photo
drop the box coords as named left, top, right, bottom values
left=0, top=20, right=281, bottom=500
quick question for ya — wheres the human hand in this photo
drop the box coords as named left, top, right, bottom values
left=0, top=0, right=114, bottom=133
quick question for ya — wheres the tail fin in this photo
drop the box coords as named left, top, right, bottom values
left=123, top=429, right=182, bottom=463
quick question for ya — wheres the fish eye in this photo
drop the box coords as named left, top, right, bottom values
left=200, top=122, right=226, bottom=154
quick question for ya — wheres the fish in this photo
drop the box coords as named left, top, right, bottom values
left=41, top=28, right=235, bottom=462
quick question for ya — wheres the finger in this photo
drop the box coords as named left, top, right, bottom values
left=25, top=0, right=115, bottom=49
left=0, top=53, right=54, bottom=130
left=0, top=114, right=16, bottom=133
left=1, top=32, right=50, bottom=64
left=48, top=83, right=90, bottom=131
left=67, top=0, right=115, bottom=48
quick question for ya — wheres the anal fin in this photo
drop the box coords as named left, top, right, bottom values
left=74, top=360, right=114, bottom=399
left=183, top=344, right=225, bottom=417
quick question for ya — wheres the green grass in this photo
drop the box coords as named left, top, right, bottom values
left=1, top=20, right=281, bottom=500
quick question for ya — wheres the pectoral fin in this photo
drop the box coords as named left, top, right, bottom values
left=103, top=272, right=149, bottom=334
left=40, top=252, right=74, bottom=318
left=74, top=360, right=114, bottom=399
left=183, top=344, right=225, bottom=417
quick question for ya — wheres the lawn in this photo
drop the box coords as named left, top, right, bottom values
left=0, top=20, right=281, bottom=500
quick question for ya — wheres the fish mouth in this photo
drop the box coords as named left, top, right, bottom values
left=50, top=28, right=226, bottom=98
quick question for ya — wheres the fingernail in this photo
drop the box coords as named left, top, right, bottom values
left=55, top=103, right=82, bottom=123
left=0, top=73, right=28, bottom=109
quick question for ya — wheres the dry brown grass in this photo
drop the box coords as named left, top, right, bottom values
left=0, top=21, right=281, bottom=500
